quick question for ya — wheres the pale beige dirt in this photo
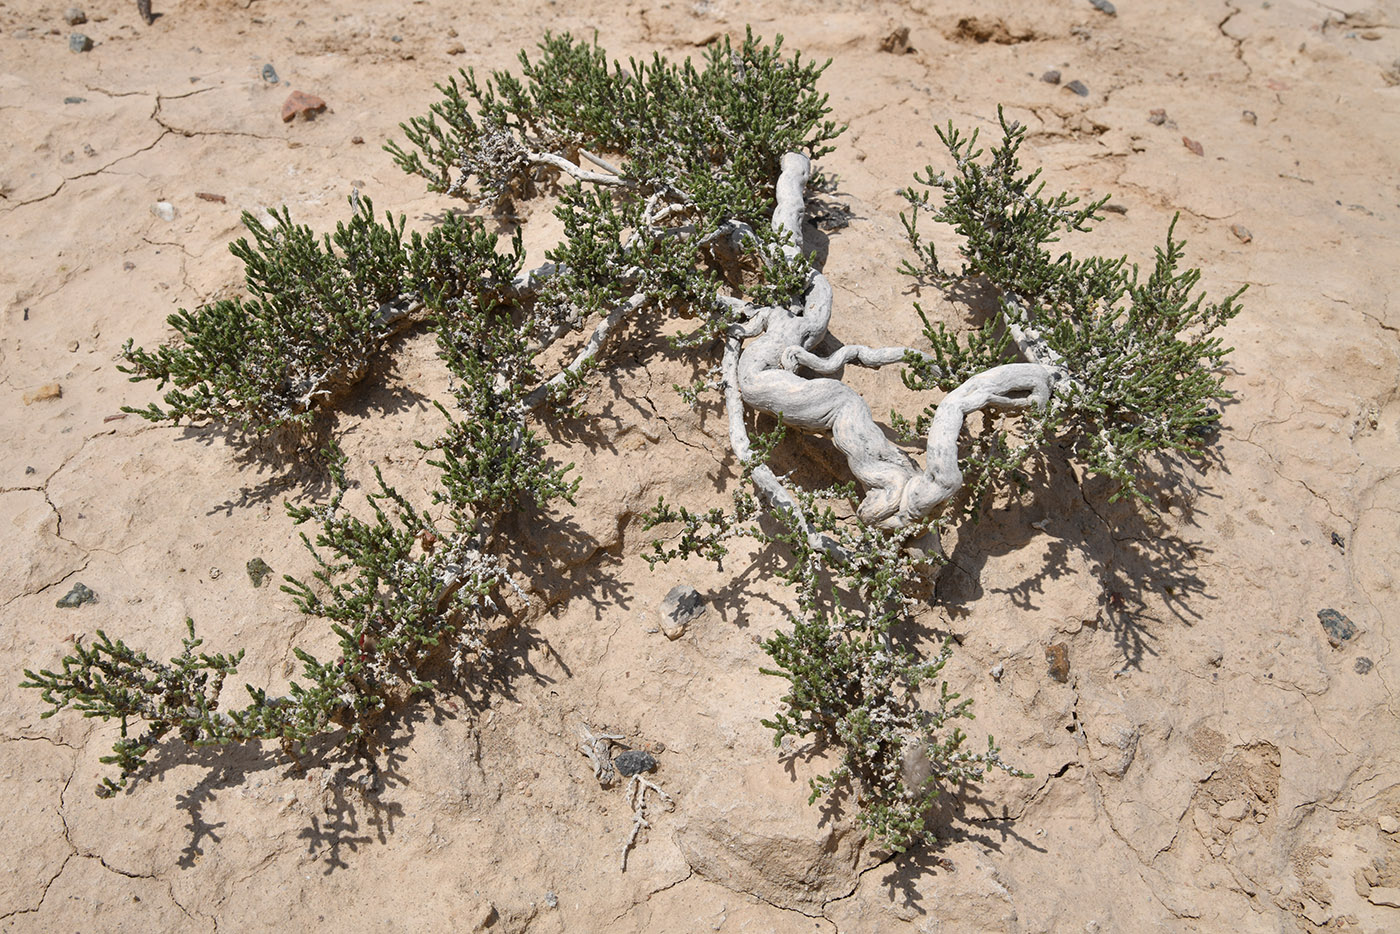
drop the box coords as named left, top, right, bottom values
left=2, top=0, right=1398, bottom=931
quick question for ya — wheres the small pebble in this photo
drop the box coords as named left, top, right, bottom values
left=68, top=33, right=92, bottom=53
left=1064, top=79, right=1089, bottom=97
left=123, top=261, right=135, bottom=271
left=878, top=27, right=912, bottom=55
left=1355, top=657, right=1373, bottom=675
left=247, top=557, right=273, bottom=587
left=56, top=582, right=97, bottom=608
left=1182, top=136, right=1204, bottom=156
left=1318, top=608, right=1358, bottom=647
left=261, top=63, right=279, bottom=84
left=23, top=383, right=62, bottom=405
left=25, top=466, right=36, bottom=475
left=613, top=749, right=658, bottom=777
left=208, top=567, right=222, bottom=580
left=1330, top=531, right=1345, bottom=551
left=446, top=43, right=465, bottom=56
left=1219, top=799, right=1250, bottom=822
left=1230, top=224, right=1252, bottom=243
left=351, top=135, right=365, bottom=145
left=1046, top=643, right=1071, bottom=683
left=1148, top=108, right=1167, bottom=125
left=281, top=90, right=327, bottom=122
left=1041, top=69, right=1061, bottom=85
left=1379, top=815, right=1398, bottom=834
left=195, top=192, right=226, bottom=203
left=1088, top=0, right=1116, bottom=14
left=990, top=663, right=1005, bottom=682
left=64, top=8, right=86, bottom=26
left=1242, top=110, right=1257, bottom=125
left=659, top=584, right=707, bottom=640
left=151, top=201, right=176, bottom=222
left=63, top=96, right=86, bottom=104
left=67, top=340, right=79, bottom=352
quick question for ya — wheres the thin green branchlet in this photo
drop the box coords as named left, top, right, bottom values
left=899, top=108, right=1243, bottom=516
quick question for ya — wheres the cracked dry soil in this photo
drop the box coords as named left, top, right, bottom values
left=3, top=0, right=1399, bottom=931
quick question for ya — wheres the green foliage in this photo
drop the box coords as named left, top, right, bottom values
left=388, top=29, right=841, bottom=225
left=120, top=197, right=415, bottom=437
left=428, top=298, right=580, bottom=520
left=27, top=36, right=1240, bottom=864
left=21, top=621, right=244, bottom=797
left=899, top=108, right=1243, bottom=508
left=644, top=433, right=1025, bottom=852
left=31, top=209, right=569, bottom=796
left=282, top=456, right=511, bottom=714
left=388, top=29, right=842, bottom=394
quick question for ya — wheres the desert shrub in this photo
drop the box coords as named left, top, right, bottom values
left=26, top=37, right=1239, bottom=856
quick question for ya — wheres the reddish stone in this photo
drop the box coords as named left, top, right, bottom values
left=281, top=90, right=327, bottom=123
left=1045, top=642, right=1070, bottom=683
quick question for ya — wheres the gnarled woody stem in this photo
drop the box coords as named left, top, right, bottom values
left=732, top=153, right=1065, bottom=530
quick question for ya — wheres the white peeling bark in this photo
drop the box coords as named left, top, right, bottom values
left=735, top=154, right=943, bottom=529
left=730, top=153, right=1068, bottom=531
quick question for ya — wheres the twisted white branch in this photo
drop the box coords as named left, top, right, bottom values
left=525, top=292, right=646, bottom=411
left=730, top=153, right=1068, bottom=531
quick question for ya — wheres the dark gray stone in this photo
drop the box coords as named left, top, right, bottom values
left=261, top=63, right=278, bottom=84
left=1041, top=70, right=1061, bottom=85
left=246, top=557, right=272, bottom=587
left=68, top=33, right=92, bottom=53
left=1065, top=79, right=1090, bottom=97
left=56, top=582, right=96, bottom=608
left=1355, top=657, right=1374, bottom=675
left=659, top=584, right=707, bottom=640
left=614, top=749, right=657, bottom=777
left=1088, top=0, right=1116, bottom=15
left=1318, top=608, right=1358, bottom=647
left=63, top=96, right=85, bottom=104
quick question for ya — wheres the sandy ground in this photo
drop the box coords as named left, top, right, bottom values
left=2, top=0, right=1399, bottom=930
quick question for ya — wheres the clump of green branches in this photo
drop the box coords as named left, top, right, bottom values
left=25, top=212, right=577, bottom=797
left=120, top=197, right=418, bottom=437
left=644, top=430, right=1025, bottom=852
left=898, top=108, right=1243, bottom=514
left=387, top=29, right=840, bottom=222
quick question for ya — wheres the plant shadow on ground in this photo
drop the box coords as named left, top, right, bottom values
left=199, top=330, right=433, bottom=516
left=118, top=602, right=568, bottom=873
left=937, top=445, right=1220, bottom=672
left=892, top=271, right=1224, bottom=669
left=872, top=779, right=1049, bottom=916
